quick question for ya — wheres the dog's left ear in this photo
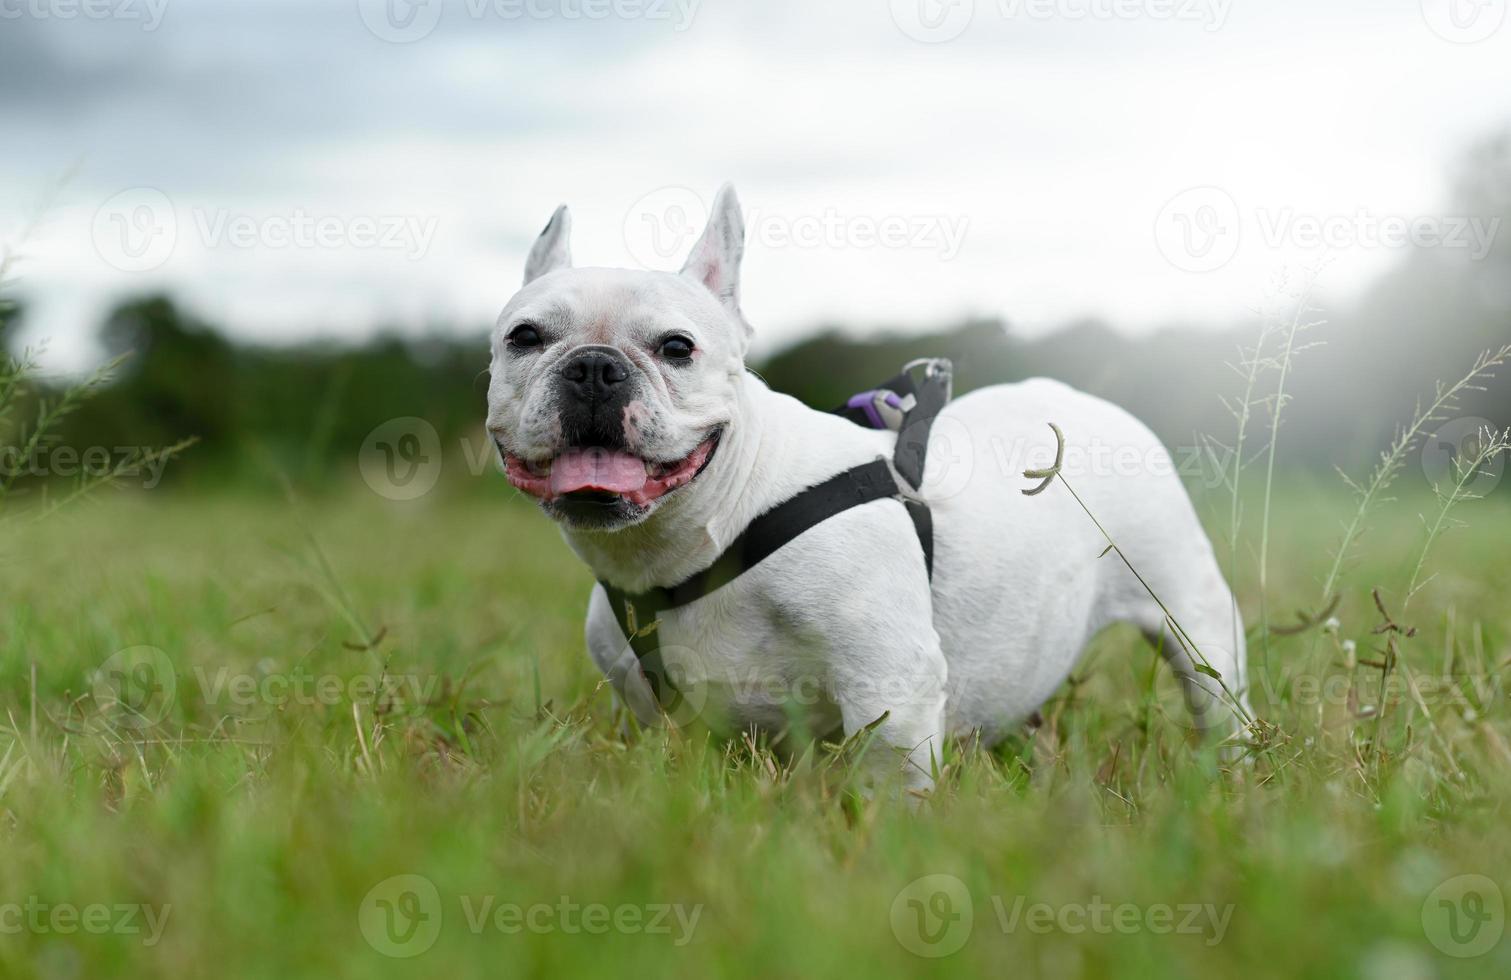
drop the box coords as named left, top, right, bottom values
left=681, top=184, right=751, bottom=346
left=523, top=204, right=572, bottom=285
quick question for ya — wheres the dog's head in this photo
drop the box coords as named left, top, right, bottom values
left=487, top=185, right=750, bottom=530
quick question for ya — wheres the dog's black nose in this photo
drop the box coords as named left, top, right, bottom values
left=560, top=346, right=631, bottom=402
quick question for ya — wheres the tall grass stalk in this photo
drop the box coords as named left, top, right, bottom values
left=1402, top=424, right=1511, bottom=613
left=1025, top=425, right=1254, bottom=732
left=1209, top=316, right=1274, bottom=670
left=1, top=234, right=192, bottom=520
left=1254, top=277, right=1322, bottom=669
left=1371, top=425, right=1511, bottom=773
left=1203, top=271, right=1324, bottom=674
left=1319, top=344, right=1511, bottom=602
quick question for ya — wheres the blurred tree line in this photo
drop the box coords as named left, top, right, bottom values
left=0, top=297, right=490, bottom=491
left=1, top=134, right=1506, bottom=493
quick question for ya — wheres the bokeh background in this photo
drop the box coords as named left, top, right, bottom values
left=4, top=7, right=1511, bottom=978
left=1, top=0, right=1509, bottom=489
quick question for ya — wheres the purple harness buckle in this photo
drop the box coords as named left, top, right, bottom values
left=845, top=389, right=904, bottom=430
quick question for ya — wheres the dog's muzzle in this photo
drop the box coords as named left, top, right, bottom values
left=557, top=345, right=635, bottom=449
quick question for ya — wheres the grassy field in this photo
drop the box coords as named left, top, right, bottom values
left=1, top=474, right=1509, bottom=979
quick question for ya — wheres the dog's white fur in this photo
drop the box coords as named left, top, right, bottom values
left=487, top=186, right=1250, bottom=792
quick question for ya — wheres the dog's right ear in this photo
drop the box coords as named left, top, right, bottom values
left=523, top=205, right=572, bottom=285
left=681, top=184, right=752, bottom=349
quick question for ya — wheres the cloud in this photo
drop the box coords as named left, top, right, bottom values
left=3, top=0, right=1509, bottom=370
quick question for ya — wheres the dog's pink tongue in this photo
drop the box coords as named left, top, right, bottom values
left=549, top=448, right=648, bottom=496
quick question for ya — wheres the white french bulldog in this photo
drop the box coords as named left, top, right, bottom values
left=486, top=185, right=1250, bottom=793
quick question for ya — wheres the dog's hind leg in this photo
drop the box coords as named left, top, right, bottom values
left=1135, top=575, right=1251, bottom=751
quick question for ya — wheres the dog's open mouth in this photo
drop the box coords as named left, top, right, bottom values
left=502, top=432, right=720, bottom=508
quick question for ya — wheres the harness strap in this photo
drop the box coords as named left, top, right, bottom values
left=837, top=363, right=948, bottom=577
left=600, top=458, right=899, bottom=702
left=893, top=368, right=949, bottom=491
left=600, top=359, right=952, bottom=710
left=905, top=500, right=934, bottom=579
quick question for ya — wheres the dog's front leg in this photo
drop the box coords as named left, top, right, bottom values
left=800, top=512, right=949, bottom=799
left=833, top=648, right=949, bottom=799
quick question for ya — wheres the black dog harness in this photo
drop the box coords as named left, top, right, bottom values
left=598, top=359, right=953, bottom=706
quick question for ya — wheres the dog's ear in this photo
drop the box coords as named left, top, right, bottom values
left=523, top=205, right=572, bottom=285
left=681, top=184, right=751, bottom=344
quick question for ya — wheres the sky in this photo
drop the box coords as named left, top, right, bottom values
left=2, top=0, right=1510, bottom=370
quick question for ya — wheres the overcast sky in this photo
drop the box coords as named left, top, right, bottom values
left=2, top=0, right=1510, bottom=369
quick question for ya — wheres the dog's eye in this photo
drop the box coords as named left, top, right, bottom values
left=658, top=335, right=695, bottom=361
left=508, top=324, right=543, bottom=350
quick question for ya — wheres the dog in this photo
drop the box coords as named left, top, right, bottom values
left=486, top=185, right=1250, bottom=793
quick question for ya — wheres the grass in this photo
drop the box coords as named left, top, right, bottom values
left=1, top=471, right=1509, bottom=979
